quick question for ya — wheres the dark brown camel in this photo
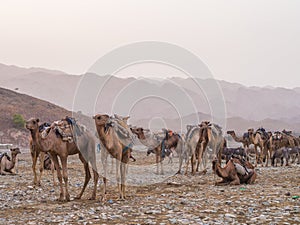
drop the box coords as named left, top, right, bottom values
left=212, top=156, right=257, bottom=185
left=26, top=118, right=99, bottom=202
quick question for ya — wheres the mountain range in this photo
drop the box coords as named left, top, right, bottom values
left=1, top=63, right=300, bottom=134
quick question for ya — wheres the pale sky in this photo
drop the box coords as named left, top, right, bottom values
left=0, top=0, right=299, bottom=88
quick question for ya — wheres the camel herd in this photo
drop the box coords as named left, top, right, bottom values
left=0, top=114, right=299, bottom=202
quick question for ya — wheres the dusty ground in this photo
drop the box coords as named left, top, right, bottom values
left=0, top=150, right=299, bottom=225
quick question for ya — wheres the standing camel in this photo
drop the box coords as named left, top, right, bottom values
left=226, top=130, right=250, bottom=149
left=131, top=127, right=164, bottom=175
left=247, top=128, right=267, bottom=167
left=29, top=122, right=55, bottom=186
left=0, top=148, right=21, bottom=175
left=195, top=121, right=225, bottom=173
left=26, top=118, right=99, bottom=201
left=93, top=114, right=132, bottom=200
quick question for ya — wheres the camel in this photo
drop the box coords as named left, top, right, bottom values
left=227, top=130, right=250, bottom=149
left=222, top=147, right=248, bottom=163
left=0, top=148, right=21, bottom=175
left=271, top=147, right=289, bottom=166
left=93, top=114, right=132, bottom=200
left=195, top=121, right=225, bottom=173
left=131, top=127, right=165, bottom=175
left=158, top=130, right=184, bottom=174
left=212, top=156, right=257, bottom=185
left=247, top=128, right=269, bottom=167
left=26, top=117, right=99, bottom=201
left=29, top=122, right=55, bottom=186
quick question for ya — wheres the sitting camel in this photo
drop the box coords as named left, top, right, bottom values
left=0, top=148, right=21, bottom=175
left=26, top=117, right=99, bottom=202
left=212, top=156, right=257, bottom=185
left=93, top=114, right=132, bottom=200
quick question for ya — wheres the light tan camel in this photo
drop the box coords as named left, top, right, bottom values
left=226, top=130, right=250, bottom=149
left=0, top=148, right=21, bottom=175
left=26, top=118, right=99, bottom=202
left=93, top=114, right=132, bottom=200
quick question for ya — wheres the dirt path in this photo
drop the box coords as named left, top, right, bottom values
left=0, top=152, right=299, bottom=224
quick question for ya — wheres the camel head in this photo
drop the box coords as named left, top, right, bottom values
left=130, top=127, right=146, bottom=139
left=93, top=114, right=109, bottom=126
left=25, top=118, right=40, bottom=131
left=93, top=114, right=113, bottom=134
left=10, top=147, right=21, bottom=156
left=114, top=114, right=130, bottom=123
left=247, top=128, right=254, bottom=135
left=227, top=130, right=235, bottom=135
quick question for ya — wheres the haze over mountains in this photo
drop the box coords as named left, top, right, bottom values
left=1, top=63, right=300, bottom=133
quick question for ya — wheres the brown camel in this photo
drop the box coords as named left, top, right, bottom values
left=247, top=128, right=267, bottom=167
left=195, top=121, right=225, bottom=173
left=93, top=114, right=132, bottom=200
left=26, top=117, right=99, bottom=202
left=131, top=127, right=165, bottom=175
left=0, top=148, right=21, bottom=175
left=28, top=122, right=56, bottom=186
left=163, top=132, right=184, bottom=174
left=226, top=130, right=250, bottom=149
left=212, top=156, right=257, bottom=185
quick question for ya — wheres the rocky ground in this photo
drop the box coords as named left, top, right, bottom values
left=0, top=150, right=299, bottom=225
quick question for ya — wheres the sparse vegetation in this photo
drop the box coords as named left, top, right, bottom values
left=12, top=114, right=26, bottom=129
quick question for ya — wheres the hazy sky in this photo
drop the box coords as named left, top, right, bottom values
left=0, top=0, right=299, bottom=88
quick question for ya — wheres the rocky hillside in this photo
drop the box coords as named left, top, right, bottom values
left=0, top=87, right=94, bottom=147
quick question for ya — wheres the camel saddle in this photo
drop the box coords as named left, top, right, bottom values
left=231, top=158, right=253, bottom=176
left=51, top=117, right=77, bottom=143
left=0, top=152, right=10, bottom=162
left=256, top=128, right=269, bottom=140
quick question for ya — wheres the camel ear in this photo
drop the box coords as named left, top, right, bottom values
left=123, top=116, right=130, bottom=123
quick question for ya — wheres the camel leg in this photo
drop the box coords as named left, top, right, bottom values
left=75, top=154, right=91, bottom=200
left=91, top=168, right=99, bottom=200
left=31, top=150, right=39, bottom=185
left=191, top=154, right=196, bottom=175
left=38, top=152, right=45, bottom=186
left=89, top=146, right=99, bottom=201
left=246, top=172, right=257, bottom=184
left=115, top=158, right=122, bottom=199
left=120, top=162, right=127, bottom=200
left=184, top=152, right=190, bottom=175
left=50, top=160, right=56, bottom=186
left=50, top=153, right=64, bottom=201
left=101, top=151, right=108, bottom=201
left=196, top=143, right=204, bottom=172
left=254, top=146, right=258, bottom=167
left=229, top=175, right=240, bottom=185
left=155, top=153, right=159, bottom=175
left=60, top=156, right=70, bottom=201
left=176, top=151, right=183, bottom=174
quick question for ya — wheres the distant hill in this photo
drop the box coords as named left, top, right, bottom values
left=1, top=63, right=300, bottom=124
left=0, top=87, right=94, bottom=147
